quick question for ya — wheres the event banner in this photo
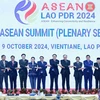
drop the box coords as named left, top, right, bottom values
left=0, top=0, right=99, bottom=88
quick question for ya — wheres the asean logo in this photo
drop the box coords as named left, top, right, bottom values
left=14, top=0, right=38, bottom=25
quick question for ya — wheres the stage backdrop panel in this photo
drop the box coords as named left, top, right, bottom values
left=0, top=0, right=99, bottom=88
